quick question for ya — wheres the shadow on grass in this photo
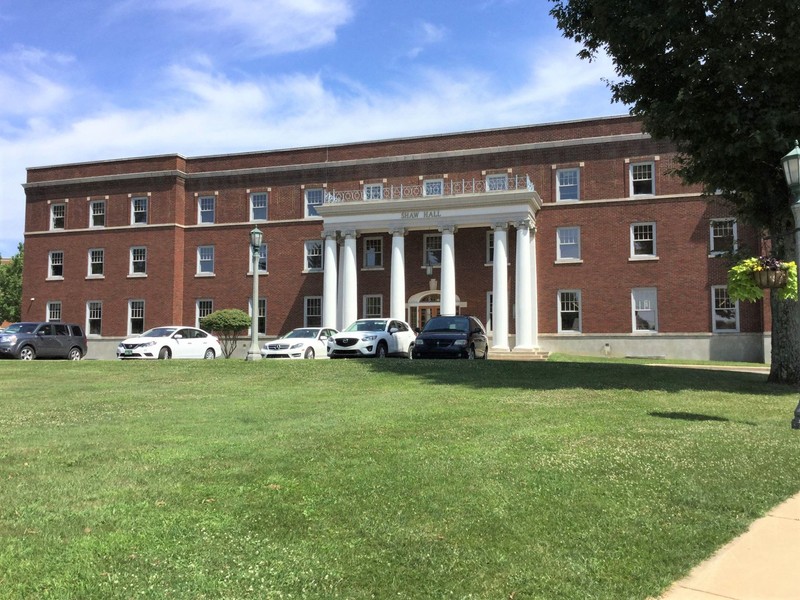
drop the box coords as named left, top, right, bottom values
left=648, top=410, right=757, bottom=426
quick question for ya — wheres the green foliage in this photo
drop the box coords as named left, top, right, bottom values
left=199, top=308, right=251, bottom=358
left=728, top=256, right=799, bottom=302
left=0, top=242, right=24, bottom=323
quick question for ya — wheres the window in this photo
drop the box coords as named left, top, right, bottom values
left=305, top=188, right=324, bottom=217
left=363, top=237, right=383, bottom=268
left=130, top=247, right=147, bottom=275
left=131, top=196, right=148, bottom=224
left=632, top=288, right=658, bottom=332
left=363, top=295, right=383, bottom=318
left=196, top=299, right=214, bottom=329
left=486, top=173, right=508, bottom=191
left=90, top=201, right=105, bottom=227
left=710, top=219, right=737, bottom=255
left=486, top=291, right=493, bottom=333
left=486, top=231, right=494, bottom=264
left=363, top=183, right=383, bottom=200
left=197, top=246, right=215, bottom=275
left=712, top=286, right=739, bottom=332
left=87, top=301, right=102, bottom=336
left=257, top=243, right=268, bottom=274
left=630, top=222, right=657, bottom=258
left=557, top=227, right=581, bottom=261
left=630, top=162, right=655, bottom=196
left=304, top=240, right=323, bottom=271
left=129, top=300, right=145, bottom=335
left=48, top=251, right=64, bottom=279
left=198, top=196, right=215, bottom=224
left=558, top=290, right=581, bottom=333
left=250, top=192, right=268, bottom=221
left=51, top=203, right=66, bottom=230
left=305, top=296, right=322, bottom=327
left=47, top=301, right=62, bottom=322
left=424, top=179, right=444, bottom=196
left=249, top=298, right=266, bottom=335
left=423, top=234, right=442, bottom=267
left=556, top=168, right=580, bottom=201
left=88, top=248, right=104, bottom=277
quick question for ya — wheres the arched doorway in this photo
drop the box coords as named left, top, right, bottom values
left=406, top=290, right=466, bottom=330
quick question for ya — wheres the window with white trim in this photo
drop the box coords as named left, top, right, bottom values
left=630, top=162, right=655, bottom=196
left=249, top=298, right=266, bottom=335
left=48, top=251, right=64, bottom=279
left=256, top=243, right=268, bottom=274
left=196, top=299, right=214, bottom=329
left=87, top=301, right=102, bottom=336
left=632, top=288, right=658, bottom=332
left=364, top=183, right=383, bottom=200
left=710, top=219, right=737, bottom=255
left=130, top=247, right=147, bottom=275
left=131, top=196, right=148, bottom=225
left=47, top=301, right=62, bottom=322
left=630, top=222, right=657, bottom=258
left=485, top=231, right=495, bottom=264
left=304, top=240, right=323, bottom=271
left=423, top=234, right=442, bottom=267
left=198, top=196, right=215, bottom=224
left=424, top=179, right=444, bottom=196
left=556, top=168, right=580, bottom=201
left=558, top=290, right=581, bottom=333
left=363, top=295, right=383, bottom=318
left=129, top=300, right=145, bottom=335
left=485, top=291, right=493, bottom=333
left=250, top=192, right=268, bottom=221
left=88, top=248, right=104, bottom=277
left=90, top=201, right=105, bottom=227
left=51, top=203, right=66, bottom=230
left=363, top=237, right=383, bottom=268
left=197, top=245, right=215, bottom=275
left=712, top=286, right=739, bottom=332
left=486, top=173, right=508, bottom=191
left=305, top=188, right=323, bottom=218
left=557, top=227, right=581, bottom=261
left=305, top=296, right=322, bottom=327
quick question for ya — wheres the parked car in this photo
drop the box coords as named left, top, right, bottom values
left=412, top=315, right=489, bottom=359
left=0, top=322, right=87, bottom=360
left=117, top=326, right=221, bottom=359
left=261, top=327, right=338, bottom=359
left=328, top=318, right=416, bottom=359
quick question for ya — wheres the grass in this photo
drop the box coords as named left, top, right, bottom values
left=0, top=356, right=798, bottom=599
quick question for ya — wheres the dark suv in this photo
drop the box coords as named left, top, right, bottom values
left=0, top=322, right=88, bottom=360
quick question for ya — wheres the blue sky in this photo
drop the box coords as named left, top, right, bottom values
left=0, top=0, right=623, bottom=257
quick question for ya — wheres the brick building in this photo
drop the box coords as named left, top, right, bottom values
left=21, top=115, right=769, bottom=361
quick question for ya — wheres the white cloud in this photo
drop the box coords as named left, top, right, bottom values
left=0, top=46, right=74, bottom=119
left=407, top=21, right=448, bottom=59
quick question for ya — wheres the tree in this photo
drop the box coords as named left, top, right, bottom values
left=0, top=243, right=24, bottom=324
left=550, top=0, right=800, bottom=383
left=199, top=309, right=252, bottom=358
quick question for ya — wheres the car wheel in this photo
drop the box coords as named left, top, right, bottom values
left=467, top=346, right=476, bottom=360
left=18, top=345, right=36, bottom=360
left=482, top=347, right=489, bottom=360
left=158, top=347, right=171, bottom=359
left=304, top=347, right=315, bottom=359
left=407, top=343, right=414, bottom=359
left=67, top=347, right=82, bottom=361
left=375, top=342, right=388, bottom=359
left=204, top=348, right=215, bottom=360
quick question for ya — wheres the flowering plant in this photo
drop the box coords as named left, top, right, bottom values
left=727, top=256, right=798, bottom=302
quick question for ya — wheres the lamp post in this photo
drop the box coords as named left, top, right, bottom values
left=780, top=141, right=800, bottom=428
left=245, top=227, right=263, bottom=361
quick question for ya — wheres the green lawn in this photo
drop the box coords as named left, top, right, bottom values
left=1, top=357, right=797, bottom=599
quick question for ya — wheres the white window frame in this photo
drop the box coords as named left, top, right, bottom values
left=363, top=183, right=383, bottom=201
left=249, top=192, right=268, bottom=221
left=50, top=203, right=66, bottom=230
left=248, top=297, right=267, bottom=335
left=304, top=296, right=322, bottom=327
left=485, top=231, right=494, bottom=265
left=131, top=196, right=148, bottom=225
left=709, top=218, right=738, bottom=256
left=485, top=291, right=493, bottom=333
left=47, top=301, right=62, bottom=322
left=556, top=227, right=581, bottom=262
left=87, top=248, right=105, bottom=278
left=630, top=162, right=655, bottom=196
left=558, top=290, right=582, bottom=333
left=198, top=195, right=215, bottom=224
left=556, top=168, right=580, bottom=202
left=196, top=299, right=214, bottom=329
left=48, top=250, right=64, bottom=279
left=90, top=200, right=106, bottom=228
left=711, top=286, right=740, bottom=333
left=423, top=179, right=444, bottom=197
left=129, top=246, right=147, bottom=276
left=257, top=243, right=268, bottom=274
left=363, top=294, right=383, bottom=318
left=128, top=299, right=145, bottom=335
left=423, top=234, right=442, bottom=268
left=304, top=240, right=323, bottom=272
left=197, top=245, right=215, bottom=276
left=632, top=288, right=658, bottom=333
left=486, top=173, right=508, bottom=191
left=363, top=237, right=383, bottom=269
left=305, top=188, right=324, bottom=218
left=86, top=300, right=102, bottom=336
left=630, top=222, right=657, bottom=259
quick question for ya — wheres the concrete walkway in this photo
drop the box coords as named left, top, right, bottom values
left=654, top=492, right=800, bottom=599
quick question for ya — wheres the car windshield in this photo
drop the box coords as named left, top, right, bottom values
left=141, top=327, right=178, bottom=338
left=3, top=323, right=37, bottom=334
left=422, top=316, right=470, bottom=333
left=284, top=328, right=319, bottom=339
left=345, top=319, right=387, bottom=332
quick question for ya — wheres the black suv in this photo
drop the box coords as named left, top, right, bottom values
left=0, top=322, right=88, bottom=360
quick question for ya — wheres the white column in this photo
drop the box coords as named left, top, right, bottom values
left=341, top=231, right=358, bottom=328
left=322, top=231, right=338, bottom=329
left=390, top=228, right=406, bottom=321
left=440, top=225, right=457, bottom=316
left=530, top=223, right=539, bottom=348
left=513, top=219, right=534, bottom=351
left=492, top=223, right=509, bottom=351
left=337, top=241, right=345, bottom=329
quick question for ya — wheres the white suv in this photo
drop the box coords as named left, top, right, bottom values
left=328, top=319, right=416, bottom=359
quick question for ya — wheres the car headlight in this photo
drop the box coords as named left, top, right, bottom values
left=4, top=335, right=17, bottom=343
left=363, top=334, right=377, bottom=341
left=453, top=339, right=467, bottom=346
left=414, top=339, right=425, bottom=346
left=141, top=340, right=157, bottom=348
left=289, top=342, right=303, bottom=349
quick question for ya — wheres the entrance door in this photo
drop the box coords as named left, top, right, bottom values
left=413, top=305, right=440, bottom=331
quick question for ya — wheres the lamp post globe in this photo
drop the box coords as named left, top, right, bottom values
left=780, top=142, right=800, bottom=428
left=246, top=227, right=263, bottom=361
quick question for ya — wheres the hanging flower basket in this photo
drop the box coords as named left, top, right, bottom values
left=727, top=256, right=798, bottom=302
left=753, top=269, right=788, bottom=289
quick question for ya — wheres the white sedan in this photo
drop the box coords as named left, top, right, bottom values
left=261, top=327, right=338, bottom=359
left=117, top=326, right=222, bottom=360
left=328, top=318, right=416, bottom=359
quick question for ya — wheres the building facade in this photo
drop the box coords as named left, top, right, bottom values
left=21, top=115, right=770, bottom=361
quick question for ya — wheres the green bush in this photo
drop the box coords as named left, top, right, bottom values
left=200, top=309, right=251, bottom=358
